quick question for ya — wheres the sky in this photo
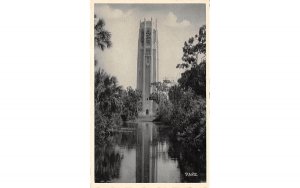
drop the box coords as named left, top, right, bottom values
left=94, top=4, right=206, bottom=88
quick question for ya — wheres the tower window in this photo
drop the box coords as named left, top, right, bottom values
left=140, top=30, right=144, bottom=45
left=146, top=29, right=151, bottom=45
left=145, top=56, right=151, bottom=66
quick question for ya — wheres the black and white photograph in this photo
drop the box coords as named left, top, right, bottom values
left=93, top=2, right=207, bottom=183
left=4, top=0, right=300, bottom=188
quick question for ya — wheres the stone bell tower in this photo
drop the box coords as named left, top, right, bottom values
left=136, top=18, right=159, bottom=116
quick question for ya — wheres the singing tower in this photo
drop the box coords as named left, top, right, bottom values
left=136, top=18, right=159, bottom=116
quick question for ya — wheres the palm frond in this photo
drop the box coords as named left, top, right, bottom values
left=94, top=18, right=112, bottom=50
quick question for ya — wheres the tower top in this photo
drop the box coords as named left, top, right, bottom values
left=140, top=18, right=157, bottom=28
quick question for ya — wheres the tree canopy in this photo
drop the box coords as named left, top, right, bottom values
left=176, top=25, right=206, bottom=97
left=94, top=18, right=112, bottom=51
left=177, top=25, right=206, bottom=69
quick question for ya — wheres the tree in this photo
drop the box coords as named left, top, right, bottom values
left=178, top=61, right=206, bottom=97
left=95, top=68, right=143, bottom=134
left=94, top=17, right=112, bottom=67
left=149, top=79, right=171, bottom=104
left=167, top=25, right=207, bottom=158
left=176, top=25, right=206, bottom=97
left=177, top=25, right=206, bottom=69
left=121, top=87, right=142, bottom=120
left=149, top=80, right=173, bottom=123
left=94, top=18, right=112, bottom=51
left=168, top=85, right=183, bottom=105
left=94, top=68, right=123, bottom=134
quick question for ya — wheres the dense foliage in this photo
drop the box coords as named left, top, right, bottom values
left=120, top=87, right=142, bottom=121
left=178, top=61, right=206, bottom=97
left=94, top=18, right=142, bottom=143
left=151, top=25, right=207, bottom=177
left=94, top=68, right=142, bottom=145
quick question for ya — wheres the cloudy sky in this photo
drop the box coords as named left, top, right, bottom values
left=94, top=4, right=206, bottom=88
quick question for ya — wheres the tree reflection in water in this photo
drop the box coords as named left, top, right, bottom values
left=95, top=122, right=206, bottom=183
left=158, top=125, right=206, bottom=182
left=95, top=136, right=123, bottom=182
left=167, top=138, right=206, bottom=182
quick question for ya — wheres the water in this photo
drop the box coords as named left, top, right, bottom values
left=95, top=121, right=205, bottom=183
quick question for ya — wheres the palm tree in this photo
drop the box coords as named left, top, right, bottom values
left=95, top=69, right=123, bottom=114
left=94, top=17, right=112, bottom=51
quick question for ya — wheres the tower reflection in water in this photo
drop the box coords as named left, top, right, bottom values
left=136, top=122, right=158, bottom=183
